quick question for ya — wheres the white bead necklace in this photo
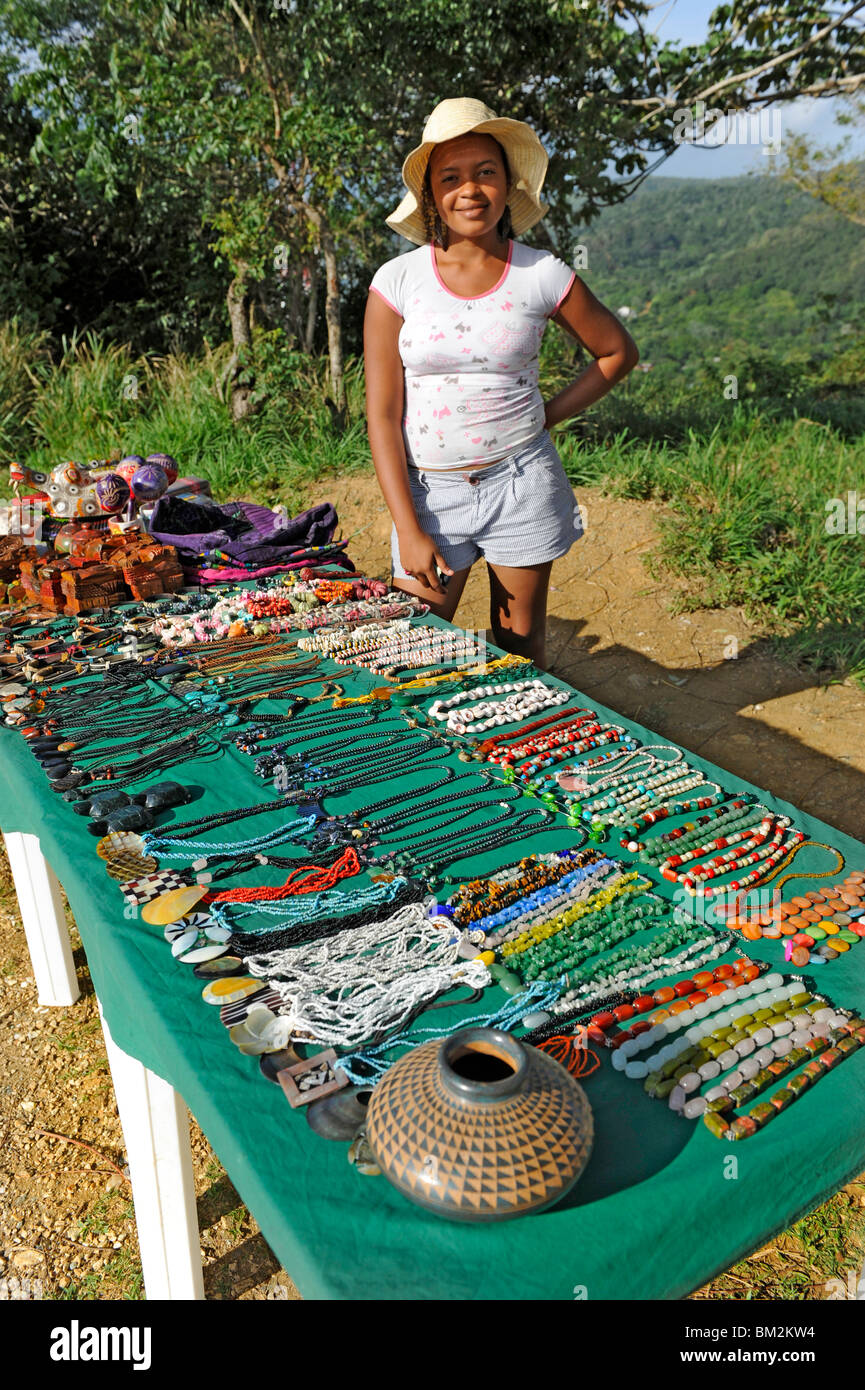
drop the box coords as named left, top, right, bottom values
left=240, top=902, right=490, bottom=1049
left=429, top=679, right=569, bottom=733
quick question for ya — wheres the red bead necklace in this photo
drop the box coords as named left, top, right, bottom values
left=476, top=705, right=596, bottom=754
left=202, top=846, right=362, bottom=902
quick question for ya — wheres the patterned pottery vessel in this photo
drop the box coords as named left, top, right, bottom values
left=366, top=1027, right=593, bottom=1222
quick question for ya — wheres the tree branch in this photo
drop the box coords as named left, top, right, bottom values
left=685, top=1, right=865, bottom=106
left=226, top=0, right=283, bottom=142
left=619, top=68, right=865, bottom=116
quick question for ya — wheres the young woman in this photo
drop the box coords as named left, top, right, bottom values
left=364, top=97, right=639, bottom=669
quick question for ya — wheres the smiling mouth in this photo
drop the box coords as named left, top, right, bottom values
left=459, top=205, right=488, bottom=215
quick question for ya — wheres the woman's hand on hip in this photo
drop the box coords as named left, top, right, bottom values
left=396, top=526, right=453, bottom=595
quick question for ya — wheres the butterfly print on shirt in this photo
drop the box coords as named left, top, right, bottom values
left=481, top=319, right=540, bottom=355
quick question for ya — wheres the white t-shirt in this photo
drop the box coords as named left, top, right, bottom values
left=368, top=239, right=576, bottom=470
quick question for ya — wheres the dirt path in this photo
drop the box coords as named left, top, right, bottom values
left=1, top=475, right=863, bottom=1302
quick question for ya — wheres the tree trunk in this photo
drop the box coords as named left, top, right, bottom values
left=321, top=227, right=347, bottom=429
left=303, top=204, right=347, bottom=431
left=303, top=259, right=319, bottom=355
left=225, top=263, right=257, bottom=421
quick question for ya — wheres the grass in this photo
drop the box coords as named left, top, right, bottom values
left=694, top=1179, right=865, bottom=1300
left=56, top=1249, right=145, bottom=1301
left=556, top=408, right=865, bottom=679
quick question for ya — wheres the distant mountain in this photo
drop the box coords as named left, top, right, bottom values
left=565, top=171, right=865, bottom=371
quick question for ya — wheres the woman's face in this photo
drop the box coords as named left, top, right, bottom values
left=427, top=133, right=510, bottom=240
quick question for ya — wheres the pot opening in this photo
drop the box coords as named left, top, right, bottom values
left=449, top=1043, right=517, bottom=1084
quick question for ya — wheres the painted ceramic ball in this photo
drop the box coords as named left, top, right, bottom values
left=145, top=453, right=178, bottom=486
left=116, top=455, right=145, bottom=485
left=130, top=463, right=169, bottom=501
left=94, top=472, right=131, bottom=514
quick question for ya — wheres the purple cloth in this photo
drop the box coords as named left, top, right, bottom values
left=184, top=551, right=356, bottom=584
left=149, top=496, right=347, bottom=568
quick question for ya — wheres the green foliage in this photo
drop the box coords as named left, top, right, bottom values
left=554, top=386, right=865, bottom=682
left=5, top=0, right=861, bottom=361
left=0, top=318, right=52, bottom=456
left=0, top=324, right=371, bottom=515
left=567, top=171, right=865, bottom=376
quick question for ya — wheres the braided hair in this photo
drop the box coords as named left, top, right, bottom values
left=421, top=138, right=514, bottom=249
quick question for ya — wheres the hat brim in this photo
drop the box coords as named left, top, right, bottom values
left=386, top=115, right=550, bottom=246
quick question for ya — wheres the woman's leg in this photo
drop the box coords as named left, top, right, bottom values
left=486, top=560, right=553, bottom=669
left=390, top=567, right=473, bottom=623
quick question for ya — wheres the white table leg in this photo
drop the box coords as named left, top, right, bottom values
left=99, top=1005, right=205, bottom=1300
left=2, top=830, right=79, bottom=1006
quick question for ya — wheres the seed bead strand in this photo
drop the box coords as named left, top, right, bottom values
left=240, top=903, right=490, bottom=1050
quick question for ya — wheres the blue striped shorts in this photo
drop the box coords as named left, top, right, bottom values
left=391, top=429, right=584, bottom=577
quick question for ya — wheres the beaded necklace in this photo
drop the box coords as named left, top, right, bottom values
left=476, top=705, right=597, bottom=756
left=622, top=797, right=750, bottom=856
left=224, top=877, right=424, bottom=953
left=429, top=680, right=569, bottom=734
left=240, top=902, right=490, bottom=1050
left=444, top=849, right=604, bottom=929
left=482, top=860, right=620, bottom=948
left=609, top=970, right=863, bottom=1140
left=202, top=846, right=364, bottom=903
left=667, top=997, right=837, bottom=1114
left=499, top=872, right=654, bottom=961
left=572, top=772, right=725, bottom=829
left=234, top=704, right=388, bottom=753
left=660, top=812, right=806, bottom=896
left=553, top=929, right=733, bottom=1014
left=707, top=1014, right=864, bottom=1141
left=481, top=711, right=599, bottom=762
left=497, top=725, right=634, bottom=784
left=141, top=811, right=321, bottom=862
left=264, top=742, right=453, bottom=800
left=614, top=971, right=791, bottom=1075
left=377, top=806, right=564, bottom=888
left=514, top=895, right=672, bottom=986
left=545, top=743, right=684, bottom=794
left=522, top=957, right=761, bottom=1048
left=335, top=980, right=564, bottom=1086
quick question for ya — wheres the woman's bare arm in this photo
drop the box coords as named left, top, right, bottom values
left=544, top=277, right=640, bottom=428
left=363, top=291, right=452, bottom=593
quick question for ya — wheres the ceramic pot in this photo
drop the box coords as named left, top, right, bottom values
left=366, top=1026, right=593, bottom=1222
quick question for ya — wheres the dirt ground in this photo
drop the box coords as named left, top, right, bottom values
left=1, top=473, right=863, bottom=1301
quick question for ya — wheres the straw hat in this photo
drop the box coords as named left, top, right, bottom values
left=386, top=97, right=550, bottom=246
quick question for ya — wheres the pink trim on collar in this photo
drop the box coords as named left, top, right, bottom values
left=431, top=239, right=513, bottom=300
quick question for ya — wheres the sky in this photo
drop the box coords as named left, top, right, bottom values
left=637, top=0, right=864, bottom=179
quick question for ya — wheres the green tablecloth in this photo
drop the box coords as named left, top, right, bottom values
left=2, top=617, right=864, bottom=1300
